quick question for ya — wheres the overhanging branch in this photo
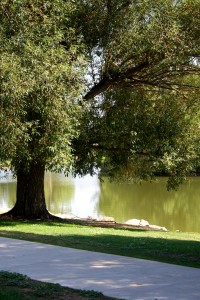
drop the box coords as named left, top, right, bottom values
left=84, top=61, right=150, bottom=101
left=83, top=59, right=200, bottom=101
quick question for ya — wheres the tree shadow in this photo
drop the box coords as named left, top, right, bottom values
left=0, top=220, right=199, bottom=268
left=1, top=232, right=200, bottom=300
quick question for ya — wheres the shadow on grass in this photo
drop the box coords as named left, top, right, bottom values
left=0, top=271, right=114, bottom=300
left=0, top=219, right=199, bottom=268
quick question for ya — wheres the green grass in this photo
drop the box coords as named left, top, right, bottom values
left=0, top=219, right=200, bottom=268
left=0, top=271, right=115, bottom=300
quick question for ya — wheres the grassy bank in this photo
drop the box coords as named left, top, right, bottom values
left=0, top=271, right=116, bottom=300
left=0, top=219, right=200, bottom=268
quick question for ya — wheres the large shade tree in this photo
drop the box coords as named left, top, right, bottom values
left=0, top=0, right=199, bottom=219
left=0, top=0, right=86, bottom=218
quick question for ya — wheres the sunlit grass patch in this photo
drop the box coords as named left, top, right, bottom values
left=0, top=219, right=199, bottom=268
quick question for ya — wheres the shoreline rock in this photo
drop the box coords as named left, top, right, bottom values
left=54, top=214, right=168, bottom=231
left=125, top=219, right=149, bottom=227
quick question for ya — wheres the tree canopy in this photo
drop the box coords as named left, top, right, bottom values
left=0, top=0, right=199, bottom=218
left=73, top=0, right=200, bottom=188
left=0, top=0, right=86, bottom=173
left=77, top=0, right=200, bottom=99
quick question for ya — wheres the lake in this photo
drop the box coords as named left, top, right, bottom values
left=0, top=171, right=200, bottom=232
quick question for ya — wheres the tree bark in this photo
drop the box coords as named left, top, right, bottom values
left=6, top=163, right=50, bottom=219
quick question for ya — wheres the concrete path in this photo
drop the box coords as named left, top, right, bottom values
left=0, top=237, right=200, bottom=300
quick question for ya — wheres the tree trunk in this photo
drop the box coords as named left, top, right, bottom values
left=8, top=163, right=50, bottom=219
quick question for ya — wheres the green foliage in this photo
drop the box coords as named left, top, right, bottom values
left=77, top=0, right=200, bottom=89
left=73, top=0, right=200, bottom=188
left=0, top=0, right=86, bottom=173
left=0, top=0, right=199, bottom=190
left=74, top=84, right=200, bottom=188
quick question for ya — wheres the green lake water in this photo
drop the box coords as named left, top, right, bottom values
left=0, top=171, right=200, bottom=232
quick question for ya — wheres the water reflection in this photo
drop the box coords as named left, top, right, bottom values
left=0, top=171, right=16, bottom=213
left=98, top=178, right=200, bottom=232
left=0, top=171, right=200, bottom=232
left=45, top=173, right=100, bottom=218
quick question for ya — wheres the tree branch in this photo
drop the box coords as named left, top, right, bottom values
left=84, top=61, right=150, bottom=101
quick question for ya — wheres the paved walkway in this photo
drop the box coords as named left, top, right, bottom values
left=0, top=237, right=200, bottom=299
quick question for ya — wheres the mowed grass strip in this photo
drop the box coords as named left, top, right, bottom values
left=0, top=271, right=116, bottom=300
left=0, top=219, right=199, bottom=268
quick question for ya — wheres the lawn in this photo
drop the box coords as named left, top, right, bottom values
left=0, top=219, right=199, bottom=268
left=0, top=271, right=116, bottom=300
